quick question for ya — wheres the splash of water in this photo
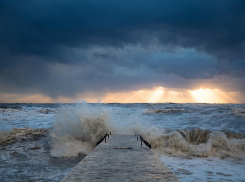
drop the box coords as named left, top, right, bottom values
left=50, top=104, right=112, bottom=157
left=29, top=103, right=245, bottom=159
left=140, top=128, right=245, bottom=159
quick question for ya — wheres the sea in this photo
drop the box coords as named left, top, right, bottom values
left=0, top=103, right=245, bottom=182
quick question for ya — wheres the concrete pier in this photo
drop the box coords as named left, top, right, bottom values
left=61, top=134, right=180, bottom=182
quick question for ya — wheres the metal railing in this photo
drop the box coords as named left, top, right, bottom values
left=137, top=135, right=151, bottom=149
left=96, top=132, right=151, bottom=149
left=96, top=132, right=111, bottom=145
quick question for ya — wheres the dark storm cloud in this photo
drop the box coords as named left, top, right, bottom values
left=1, top=0, right=245, bottom=58
left=0, top=0, right=245, bottom=98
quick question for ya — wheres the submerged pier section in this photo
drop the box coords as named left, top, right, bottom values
left=61, top=134, right=180, bottom=182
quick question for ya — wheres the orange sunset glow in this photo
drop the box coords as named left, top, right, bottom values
left=101, top=87, right=241, bottom=103
left=0, top=87, right=242, bottom=103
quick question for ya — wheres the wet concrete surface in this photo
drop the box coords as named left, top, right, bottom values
left=61, top=134, right=180, bottom=182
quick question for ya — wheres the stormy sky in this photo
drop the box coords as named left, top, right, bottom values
left=0, top=0, right=245, bottom=102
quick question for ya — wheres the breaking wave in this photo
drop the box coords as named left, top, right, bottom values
left=231, top=107, right=245, bottom=118
left=2, top=104, right=244, bottom=160
left=50, top=104, right=112, bottom=158
left=145, top=108, right=185, bottom=114
left=0, top=127, right=49, bottom=145
left=0, top=108, right=22, bottom=113
left=140, top=128, right=245, bottom=159
left=38, top=108, right=56, bottom=114
left=48, top=104, right=245, bottom=159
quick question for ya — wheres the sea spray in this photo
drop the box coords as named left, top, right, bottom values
left=50, top=104, right=112, bottom=157
left=0, top=127, right=48, bottom=146
left=139, top=128, right=245, bottom=159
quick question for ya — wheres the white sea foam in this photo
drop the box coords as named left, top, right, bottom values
left=139, top=128, right=245, bottom=159
left=144, top=108, right=185, bottom=114
left=1, top=103, right=245, bottom=181
left=50, top=104, right=113, bottom=157
left=0, top=127, right=48, bottom=145
left=38, top=108, right=56, bottom=114
left=48, top=104, right=245, bottom=159
left=0, top=106, right=56, bottom=130
left=161, top=156, right=245, bottom=182
left=0, top=130, right=12, bottom=144
left=231, top=107, right=245, bottom=118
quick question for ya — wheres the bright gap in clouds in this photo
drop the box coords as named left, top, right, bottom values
left=189, top=88, right=238, bottom=103
left=102, top=87, right=240, bottom=103
left=0, top=87, right=241, bottom=103
left=101, top=87, right=191, bottom=103
left=149, top=87, right=164, bottom=103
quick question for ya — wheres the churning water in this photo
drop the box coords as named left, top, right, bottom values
left=0, top=103, right=245, bottom=181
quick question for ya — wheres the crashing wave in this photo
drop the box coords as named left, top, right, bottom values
left=231, top=107, right=245, bottom=118
left=50, top=104, right=112, bottom=158
left=0, top=127, right=49, bottom=146
left=145, top=108, right=185, bottom=114
left=38, top=108, right=56, bottom=114
left=0, top=108, right=22, bottom=113
left=141, top=128, right=245, bottom=159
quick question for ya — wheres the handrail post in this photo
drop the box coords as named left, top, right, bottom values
left=139, top=135, right=151, bottom=149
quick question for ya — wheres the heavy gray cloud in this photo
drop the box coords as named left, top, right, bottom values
left=0, top=0, right=245, bottom=98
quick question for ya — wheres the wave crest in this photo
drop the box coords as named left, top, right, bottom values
left=231, top=107, right=245, bottom=118
left=0, top=127, right=49, bottom=145
left=145, top=108, right=185, bottom=114
left=142, top=128, right=245, bottom=159
left=38, top=108, right=56, bottom=114
left=50, top=104, right=112, bottom=158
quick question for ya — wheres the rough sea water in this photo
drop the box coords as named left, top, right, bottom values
left=0, top=103, right=245, bottom=182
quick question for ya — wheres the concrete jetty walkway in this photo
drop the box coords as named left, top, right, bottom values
left=61, top=134, right=180, bottom=182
